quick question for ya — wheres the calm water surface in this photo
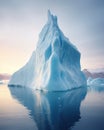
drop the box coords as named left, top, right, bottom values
left=0, top=84, right=104, bottom=130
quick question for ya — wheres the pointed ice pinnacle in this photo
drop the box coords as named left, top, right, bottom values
left=9, top=11, right=86, bottom=91
left=47, top=10, right=51, bottom=20
left=47, top=10, right=57, bottom=25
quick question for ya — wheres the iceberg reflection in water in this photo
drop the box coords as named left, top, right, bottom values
left=8, top=86, right=87, bottom=130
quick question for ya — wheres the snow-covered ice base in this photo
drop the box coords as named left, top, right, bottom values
left=8, top=11, right=86, bottom=91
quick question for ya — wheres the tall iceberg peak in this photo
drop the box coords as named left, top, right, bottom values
left=47, top=10, right=58, bottom=26
left=8, top=11, right=86, bottom=91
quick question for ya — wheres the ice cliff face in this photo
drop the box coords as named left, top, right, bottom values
left=8, top=11, right=86, bottom=91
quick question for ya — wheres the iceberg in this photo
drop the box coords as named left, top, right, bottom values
left=8, top=10, right=86, bottom=91
left=87, top=77, right=104, bottom=86
left=87, top=77, right=104, bottom=92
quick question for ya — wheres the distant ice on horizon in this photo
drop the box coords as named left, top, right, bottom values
left=87, top=77, right=104, bottom=86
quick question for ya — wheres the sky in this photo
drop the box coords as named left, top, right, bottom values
left=0, top=0, right=104, bottom=74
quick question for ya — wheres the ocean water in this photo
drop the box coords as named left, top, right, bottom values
left=0, top=84, right=104, bottom=130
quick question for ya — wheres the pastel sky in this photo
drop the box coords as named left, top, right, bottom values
left=0, top=0, right=104, bottom=74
